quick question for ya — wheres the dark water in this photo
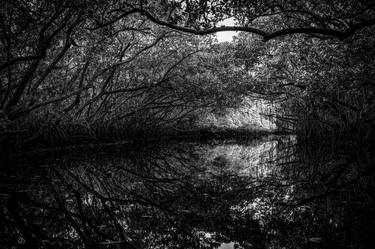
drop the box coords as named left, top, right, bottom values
left=1, top=135, right=375, bottom=249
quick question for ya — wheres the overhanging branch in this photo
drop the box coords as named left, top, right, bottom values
left=109, top=8, right=375, bottom=41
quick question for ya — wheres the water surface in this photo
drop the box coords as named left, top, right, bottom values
left=1, top=135, right=374, bottom=248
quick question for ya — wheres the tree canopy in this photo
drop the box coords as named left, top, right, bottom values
left=1, top=0, right=375, bottom=146
left=93, top=0, right=375, bottom=40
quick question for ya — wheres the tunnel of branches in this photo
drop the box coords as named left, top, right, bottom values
left=1, top=0, right=375, bottom=148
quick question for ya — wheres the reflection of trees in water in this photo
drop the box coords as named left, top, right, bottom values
left=1, top=137, right=375, bottom=248
left=202, top=138, right=279, bottom=178
left=276, top=141, right=375, bottom=249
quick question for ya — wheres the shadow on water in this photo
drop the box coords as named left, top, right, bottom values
left=1, top=135, right=375, bottom=249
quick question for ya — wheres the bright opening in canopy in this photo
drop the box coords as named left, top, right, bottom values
left=215, top=18, right=237, bottom=43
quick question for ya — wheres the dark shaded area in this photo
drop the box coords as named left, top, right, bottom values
left=1, top=136, right=374, bottom=249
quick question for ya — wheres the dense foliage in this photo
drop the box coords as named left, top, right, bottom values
left=1, top=0, right=374, bottom=147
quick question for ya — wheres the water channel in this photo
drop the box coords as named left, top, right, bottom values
left=1, top=135, right=374, bottom=248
